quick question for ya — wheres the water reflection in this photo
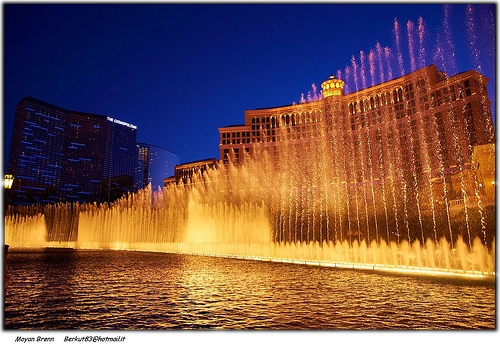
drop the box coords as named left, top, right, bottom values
left=4, top=249, right=495, bottom=330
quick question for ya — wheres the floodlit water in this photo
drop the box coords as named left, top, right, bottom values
left=4, top=249, right=495, bottom=330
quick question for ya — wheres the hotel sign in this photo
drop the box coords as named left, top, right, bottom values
left=107, top=117, right=137, bottom=129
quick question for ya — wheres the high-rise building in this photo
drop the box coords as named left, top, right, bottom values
left=135, top=143, right=180, bottom=190
left=6, top=96, right=138, bottom=205
left=219, top=64, right=494, bottom=183
left=218, top=65, right=495, bottom=243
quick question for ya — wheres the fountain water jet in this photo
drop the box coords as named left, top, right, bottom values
left=5, top=155, right=495, bottom=278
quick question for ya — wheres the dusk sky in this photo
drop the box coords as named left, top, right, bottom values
left=2, top=3, right=495, bottom=173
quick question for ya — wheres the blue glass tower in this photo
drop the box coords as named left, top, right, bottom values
left=6, top=96, right=138, bottom=205
left=135, top=143, right=179, bottom=191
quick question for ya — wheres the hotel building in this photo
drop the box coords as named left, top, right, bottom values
left=219, top=64, right=494, bottom=185
left=135, top=143, right=180, bottom=190
left=6, top=96, right=138, bottom=205
left=218, top=65, right=495, bottom=243
left=164, top=158, right=218, bottom=187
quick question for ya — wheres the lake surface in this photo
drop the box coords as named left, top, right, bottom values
left=4, top=249, right=495, bottom=329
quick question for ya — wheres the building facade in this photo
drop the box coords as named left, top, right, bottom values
left=219, top=64, right=494, bottom=187
left=6, top=96, right=138, bottom=205
left=164, top=158, right=218, bottom=187
left=218, top=65, right=495, bottom=244
left=135, top=142, right=180, bottom=190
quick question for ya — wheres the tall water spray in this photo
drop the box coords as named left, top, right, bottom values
left=5, top=145, right=495, bottom=275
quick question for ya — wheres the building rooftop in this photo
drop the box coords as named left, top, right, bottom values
left=253, top=104, right=294, bottom=111
left=136, top=142, right=178, bottom=156
left=176, top=158, right=218, bottom=168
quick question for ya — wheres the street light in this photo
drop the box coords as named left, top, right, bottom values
left=4, top=175, right=14, bottom=189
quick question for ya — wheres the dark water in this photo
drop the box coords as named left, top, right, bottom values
left=3, top=249, right=495, bottom=330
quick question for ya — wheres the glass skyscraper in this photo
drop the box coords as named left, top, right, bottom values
left=135, top=143, right=179, bottom=191
left=6, top=96, right=138, bottom=205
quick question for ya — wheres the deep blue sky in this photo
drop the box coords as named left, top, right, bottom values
left=2, top=3, right=495, bottom=172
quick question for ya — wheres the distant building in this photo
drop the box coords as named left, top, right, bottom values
left=450, top=143, right=495, bottom=206
left=219, top=65, right=495, bottom=171
left=164, top=158, right=218, bottom=187
left=6, top=96, right=138, bottom=205
left=471, top=143, right=495, bottom=203
left=218, top=64, right=495, bottom=197
left=135, top=143, right=179, bottom=190
left=217, top=64, right=495, bottom=243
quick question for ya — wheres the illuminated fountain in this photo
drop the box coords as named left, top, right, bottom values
left=5, top=114, right=496, bottom=277
left=5, top=5, right=495, bottom=278
left=4, top=148, right=495, bottom=277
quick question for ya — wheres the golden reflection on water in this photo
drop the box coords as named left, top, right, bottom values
left=4, top=249, right=496, bottom=330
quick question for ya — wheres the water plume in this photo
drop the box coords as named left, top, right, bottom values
left=465, top=4, right=482, bottom=74
left=394, top=18, right=406, bottom=77
left=418, top=17, right=426, bottom=69
left=407, top=20, right=417, bottom=72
